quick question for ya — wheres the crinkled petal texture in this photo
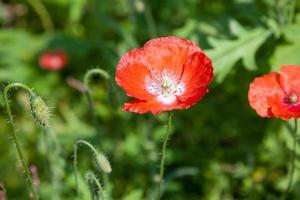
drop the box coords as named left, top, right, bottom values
left=248, top=72, right=284, bottom=117
left=248, top=64, right=300, bottom=120
left=279, top=65, right=300, bottom=96
left=116, top=36, right=213, bottom=114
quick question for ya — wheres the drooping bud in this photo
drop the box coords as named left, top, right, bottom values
left=30, top=96, right=50, bottom=127
left=95, top=154, right=112, bottom=174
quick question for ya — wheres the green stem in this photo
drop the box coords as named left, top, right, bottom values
left=85, top=172, right=105, bottom=200
left=158, top=112, right=172, bottom=199
left=282, top=119, right=298, bottom=200
left=73, top=140, right=99, bottom=195
left=83, top=68, right=110, bottom=134
left=84, top=90, right=98, bottom=128
left=3, top=83, right=39, bottom=200
left=26, top=0, right=54, bottom=32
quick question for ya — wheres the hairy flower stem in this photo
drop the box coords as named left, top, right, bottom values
left=74, top=140, right=111, bottom=195
left=74, top=140, right=111, bottom=199
left=3, top=83, right=39, bottom=200
left=83, top=68, right=110, bottom=134
left=85, top=172, right=105, bottom=200
left=282, top=119, right=298, bottom=200
left=74, top=140, right=97, bottom=194
left=158, top=112, right=172, bottom=199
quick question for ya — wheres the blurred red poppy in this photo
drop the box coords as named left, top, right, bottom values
left=248, top=65, right=300, bottom=120
left=39, top=50, right=68, bottom=71
left=116, top=36, right=213, bottom=114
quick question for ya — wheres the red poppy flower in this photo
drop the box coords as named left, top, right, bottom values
left=39, top=50, right=68, bottom=71
left=248, top=64, right=300, bottom=120
left=115, top=36, right=213, bottom=114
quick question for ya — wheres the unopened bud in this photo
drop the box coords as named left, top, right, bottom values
left=30, top=96, right=50, bottom=127
left=95, top=154, right=112, bottom=174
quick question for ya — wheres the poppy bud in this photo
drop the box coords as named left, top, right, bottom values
left=39, top=50, right=68, bottom=71
left=30, top=95, right=50, bottom=127
left=95, top=154, right=112, bottom=174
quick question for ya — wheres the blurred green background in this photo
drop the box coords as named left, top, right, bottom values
left=0, top=0, right=300, bottom=199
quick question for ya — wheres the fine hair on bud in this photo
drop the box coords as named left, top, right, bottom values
left=30, top=95, right=50, bottom=127
left=95, top=153, right=112, bottom=174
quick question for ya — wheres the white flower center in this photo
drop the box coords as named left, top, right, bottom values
left=145, top=71, right=185, bottom=105
left=290, top=94, right=298, bottom=104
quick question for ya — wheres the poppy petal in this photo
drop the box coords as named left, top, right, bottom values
left=178, top=52, right=213, bottom=103
left=271, top=102, right=300, bottom=119
left=178, top=89, right=208, bottom=109
left=142, top=36, right=201, bottom=81
left=116, top=49, right=152, bottom=100
left=270, top=64, right=300, bottom=119
left=248, top=72, right=285, bottom=117
left=279, top=64, right=300, bottom=95
left=123, top=99, right=179, bottom=114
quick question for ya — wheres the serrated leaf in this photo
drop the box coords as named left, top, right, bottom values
left=206, top=27, right=271, bottom=82
left=207, top=37, right=232, bottom=48
left=229, top=19, right=247, bottom=36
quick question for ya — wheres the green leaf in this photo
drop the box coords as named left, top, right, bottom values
left=271, top=24, right=300, bottom=70
left=0, top=30, right=45, bottom=82
left=282, top=24, right=300, bottom=42
left=206, top=22, right=271, bottom=82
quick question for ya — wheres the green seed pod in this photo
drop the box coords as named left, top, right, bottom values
left=30, top=96, right=50, bottom=127
left=95, top=154, right=112, bottom=174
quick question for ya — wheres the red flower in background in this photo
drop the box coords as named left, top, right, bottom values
left=39, top=50, right=68, bottom=71
left=116, top=36, right=213, bottom=114
left=248, top=65, right=300, bottom=120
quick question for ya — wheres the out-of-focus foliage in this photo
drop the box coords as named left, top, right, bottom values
left=0, top=0, right=300, bottom=199
left=206, top=20, right=272, bottom=82
left=271, top=16, right=300, bottom=69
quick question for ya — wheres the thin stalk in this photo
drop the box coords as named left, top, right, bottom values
left=158, top=112, right=172, bottom=199
left=73, top=140, right=99, bottom=194
left=282, top=119, right=298, bottom=200
left=84, top=91, right=98, bottom=129
left=85, top=172, right=105, bottom=200
left=3, top=83, right=38, bottom=200
left=26, top=0, right=54, bottom=32
left=83, top=68, right=110, bottom=134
